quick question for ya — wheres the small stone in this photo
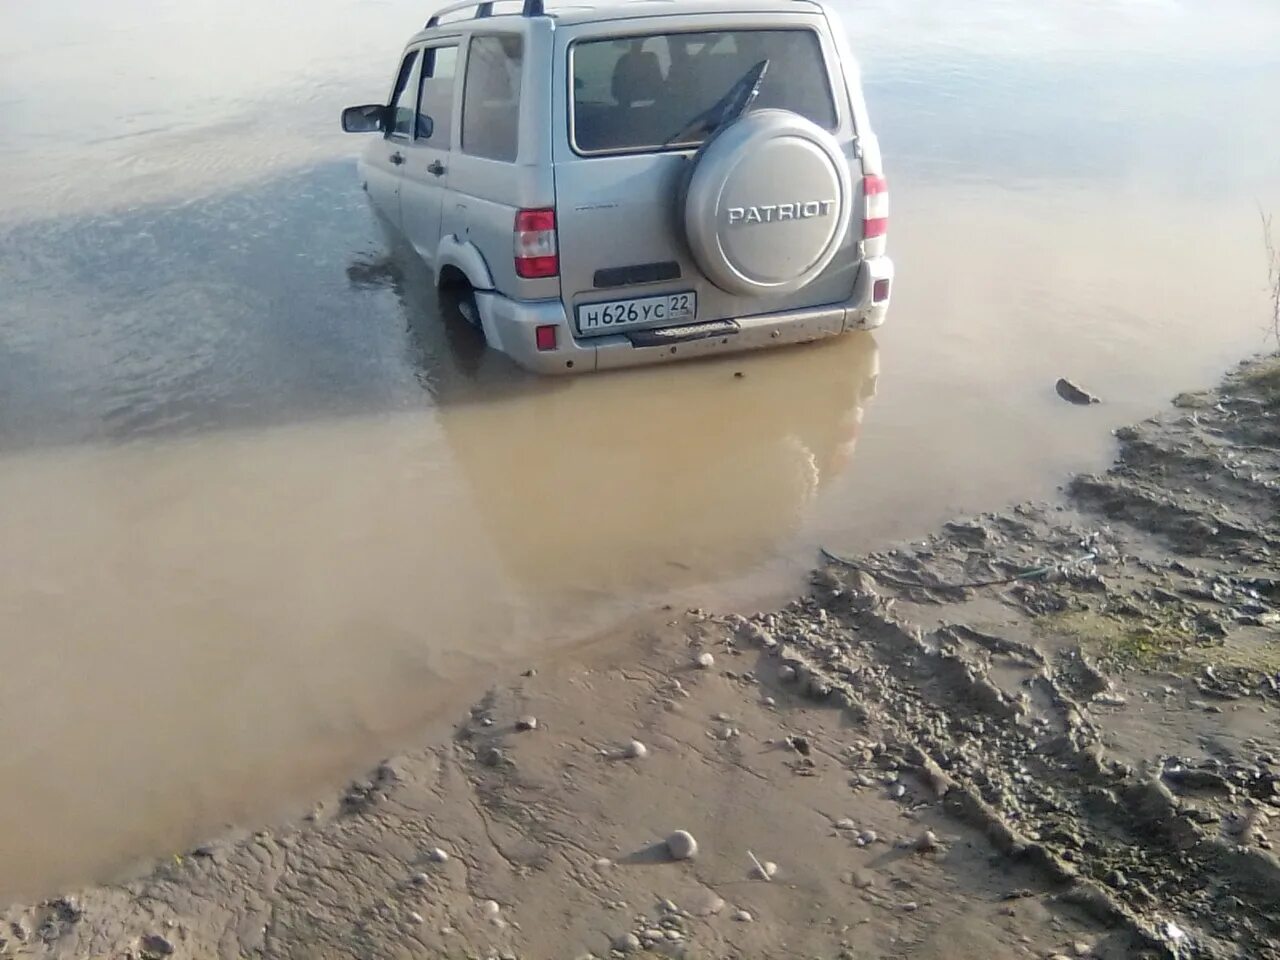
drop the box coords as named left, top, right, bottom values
left=429, top=847, right=450, bottom=863
left=516, top=715, right=538, bottom=731
left=594, top=857, right=613, bottom=868
left=901, top=901, right=919, bottom=912
left=411, top=871, right=430, bottom=885
left=664, top=930, right=683, bottom=941
left=658, top=898, right=678, bottom=913
left=624, top=739, right=648, bottom=759
left=409, top=911, right=425, bottom=924
left=890, top=784, right=906, bottom=799
left=642, top=929, right=664, bottom=941
left=1055, top=378, right=1101, bottom=405
left=667, top=830, right=698, bottom=860
left=480, top=746, right=505, bottom=767
left=481, top=900, right=501, bottom=919
left=857, top=831, right=878, bottom=846
left=1072, top=942, right=1093, bottom=957
left=613, top=932, right=641, bottom=953
left=734, top=909, right=754, bottom=922
left=835, top=818, right=857, bottom=831
left=140, top=934, right=175, bottom=957
left=778, top=665, right=797, bottom=682
left=1093, top=692, right=1127, bottom=707
left=753, top=860, right=778, bottom=880
left=762, top=696, right=776, bottom=708
left=714, top=712, right=731, bottom=722
left=915, top=830, right=940, bottom=852
left=695, top=652, right=715, bottom=669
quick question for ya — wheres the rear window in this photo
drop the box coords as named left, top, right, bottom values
left=571, top=29, right=837, bottom=155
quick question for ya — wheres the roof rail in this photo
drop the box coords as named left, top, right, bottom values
left=426, top=0, right=543, bottom=27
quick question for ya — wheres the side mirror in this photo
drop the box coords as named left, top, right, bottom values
left=341, top=104, right=387, bottom=133
left=416, top=114, right=434, bottom=140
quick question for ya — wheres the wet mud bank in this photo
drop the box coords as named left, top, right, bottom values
left=4, top=356, right=1279, bottom=960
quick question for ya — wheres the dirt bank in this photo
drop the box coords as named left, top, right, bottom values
left=3, top=356, right=1278, bottom=960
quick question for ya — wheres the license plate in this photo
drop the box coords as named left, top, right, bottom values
left=576, top=291, right=697, bottom=336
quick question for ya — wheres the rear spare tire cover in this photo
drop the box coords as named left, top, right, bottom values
left=684, top=109, right=853, bottom=297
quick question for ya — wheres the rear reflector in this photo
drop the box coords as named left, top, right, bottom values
left=535, top=324, right=558, bottom=352
left=873, top=278, right=891, bottom=303
left=863, top=175, right=888, bottom=239
left=515, top=208, right=559, bottom=278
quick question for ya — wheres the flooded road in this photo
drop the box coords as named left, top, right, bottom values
left=2, top=0, right=1279, bottom=899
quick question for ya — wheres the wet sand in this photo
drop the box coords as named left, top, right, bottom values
left=6, top=356, right=1276, bottom=960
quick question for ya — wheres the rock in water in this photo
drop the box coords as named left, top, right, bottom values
left=667, top=830, right=698, bottom=860
left=1056, top=378, right=1101, bottom=405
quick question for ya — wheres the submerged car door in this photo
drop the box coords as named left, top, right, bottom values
left=364, top=47, right=422, bottom=226
left=400, top=43, right=460, bottom=265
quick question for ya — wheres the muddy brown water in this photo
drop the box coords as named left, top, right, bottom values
left=1, top=0, right=1279, bottom=899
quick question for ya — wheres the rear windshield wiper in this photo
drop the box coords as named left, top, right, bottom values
left=662, top=58, right=769, bottom=148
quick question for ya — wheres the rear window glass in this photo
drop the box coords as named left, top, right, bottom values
left=571, top=29, right=837, bottom=155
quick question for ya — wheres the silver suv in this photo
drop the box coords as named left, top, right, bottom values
left=342, top=0, right=892, bottom=374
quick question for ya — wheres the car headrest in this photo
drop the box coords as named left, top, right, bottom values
left=611, top=50, right=663, bottom=105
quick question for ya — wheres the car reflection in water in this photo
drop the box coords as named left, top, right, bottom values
left=347, top=230, right=879, bottom=603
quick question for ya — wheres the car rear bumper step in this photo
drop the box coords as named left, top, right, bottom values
left=625, top=318, right=739, bottom=347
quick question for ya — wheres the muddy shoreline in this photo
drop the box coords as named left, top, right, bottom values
left=4, top=356, right=1278, bottom=960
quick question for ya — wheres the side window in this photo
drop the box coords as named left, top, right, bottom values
left=416, top=45, right=459, bottom=147
left=461, top=35, right=523, bottom=162
left=388, top=49, right=420, bottom=138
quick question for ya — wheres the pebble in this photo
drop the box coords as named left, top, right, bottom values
left=429, top=847, right=450, bottom=863
left=714, top=712, right=731, bottom=722
left=613, top=933, right=641, bottom=953
left=890, top=784, right=907, bottom=799
left=762, top=696, right=776, bottom=708
left=411, top=871, right=430, bottom=885
left=516, top=715, right=538, bottom=731
left=857, top=831, right=878, bottom=846
left=915, top=830, right=940, bottom=852
left=409, top=911, right=425, bottom=924
left=1072, top=942, right=1093, bottom=957
left=481, top=900, right=501, bottom=920
left=901, top=901, right=919, bottom=912
left=664, top=930, right=684, bottom=941
left=835, top=817, right=857, bottom=831
left=695, top=652, right=715, bottom=669
left=778, top=665, right=797, bottom=682
left=141, top=935, right=175, bottom=957
left=667, top=830, right=698, bottom=860
left=624, top=740, right=649, bottom=760
left=734, top=909, right=754, bottom=922
left=753, top=860, right=778, bottom=880
left=594, top=858, right=613, bottom=869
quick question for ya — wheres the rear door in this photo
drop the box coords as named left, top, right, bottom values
left=400, top=42, right=461, bottom=265
left=365, top=47, right=422, bottom=226
left=552, top=16, right=859, bottom=339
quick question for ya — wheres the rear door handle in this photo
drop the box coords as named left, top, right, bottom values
left=389, top=152, right=405, bottom=166
left=427, top=160, right=446, bottom=177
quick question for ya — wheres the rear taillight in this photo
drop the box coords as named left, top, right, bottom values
left=862, top=175, right=888, bottom=239
left=514, top=208, right=558, bottom=279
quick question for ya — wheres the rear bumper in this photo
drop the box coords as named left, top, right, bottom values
left=475, top=255, right=893, bottom=375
